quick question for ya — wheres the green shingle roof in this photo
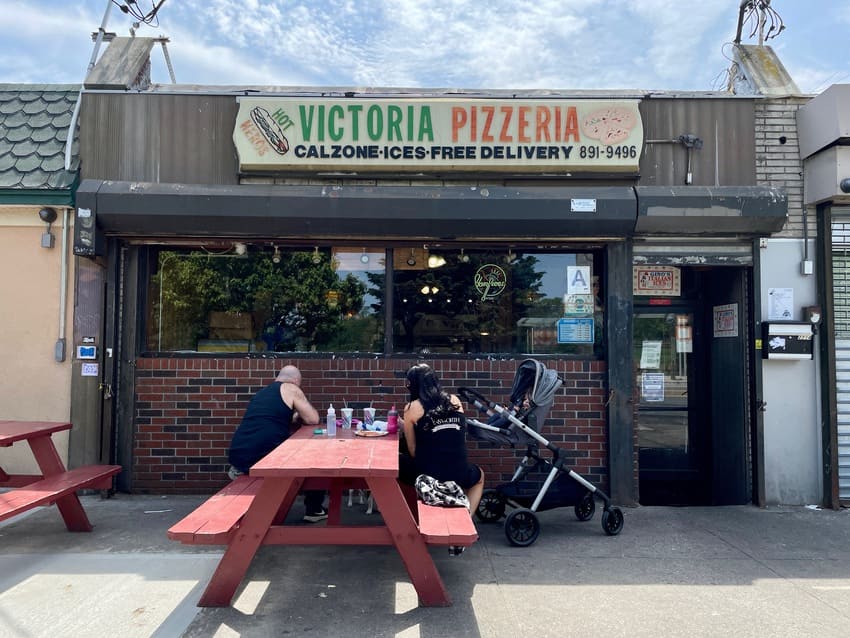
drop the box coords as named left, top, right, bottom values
left=0, top=84, right=80, bottom=191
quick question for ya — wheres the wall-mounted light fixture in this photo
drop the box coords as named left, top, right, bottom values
left=312, top=246, right=322, bottom=264
left=360, top=248, right=370, bottom=264
left=272, top=245, right=281, bottom=264
left=505, top=249, right=516, bottom=264
left=406, top=248, right=417, bottom=266
left=459, top=249, right=469, bottom=263
left=233, top=242, right=247, bottom=256
left=38, top=207, right=57, bottom=249
left=840, top=178, right=850, bottom=194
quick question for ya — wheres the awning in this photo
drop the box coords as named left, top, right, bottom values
left=74, top=180, right=637, bottom=242
left=635, top=185, right=787, bottom=234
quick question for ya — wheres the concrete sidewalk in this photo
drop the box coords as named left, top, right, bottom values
left=1, top=494, right=850, bottom=637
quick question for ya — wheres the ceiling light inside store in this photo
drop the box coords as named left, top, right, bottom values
left=360, top=249, right=370, bottom=264
left=427, top=254, right=446, bottom=268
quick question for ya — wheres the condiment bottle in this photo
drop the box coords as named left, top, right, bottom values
left=326, top=404, right=337, bottom=437
left=387, top=405, right=398, bottom=434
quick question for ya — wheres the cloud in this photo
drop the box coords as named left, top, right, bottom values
left=0, top=0, right=845, bottom=94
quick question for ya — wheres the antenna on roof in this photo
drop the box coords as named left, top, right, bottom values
left=734, top=0, right=785, bottom=46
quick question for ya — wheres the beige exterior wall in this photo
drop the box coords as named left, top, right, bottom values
left=0, top=206, right=75, bottom=470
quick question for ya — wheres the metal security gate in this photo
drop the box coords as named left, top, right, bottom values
left=831, top=219, right=850, bottom=501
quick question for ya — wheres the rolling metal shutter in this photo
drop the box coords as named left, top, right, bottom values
left=831, top=217, right=850, bottom=501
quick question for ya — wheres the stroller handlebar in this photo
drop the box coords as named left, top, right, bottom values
left=457, top=387, right=500, bottom=415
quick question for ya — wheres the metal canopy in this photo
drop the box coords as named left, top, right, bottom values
left=75, top=180, right=637, bottom=240
left=635, top=185, right=787, bottom=234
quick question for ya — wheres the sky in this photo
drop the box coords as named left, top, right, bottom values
left=0, top=0, right=848, bottom=94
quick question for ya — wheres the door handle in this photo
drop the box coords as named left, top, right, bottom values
left=756, top=400, right=767, bottom=412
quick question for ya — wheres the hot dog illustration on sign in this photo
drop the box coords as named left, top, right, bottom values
left=250, top=106, right=290, bottom=155
left=474, top=264, right=507, bottom=301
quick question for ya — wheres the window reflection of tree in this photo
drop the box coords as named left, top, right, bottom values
left=151, top=249, right=367, bottom=352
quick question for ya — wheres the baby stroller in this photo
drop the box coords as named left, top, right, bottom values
left=458, top=359, right=624, bottom=547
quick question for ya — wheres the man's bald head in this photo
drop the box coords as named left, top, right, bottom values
left=277, top=365, right=302, bottom=386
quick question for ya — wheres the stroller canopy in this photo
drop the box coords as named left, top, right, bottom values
left=467, top=359, right=563, bottom=446
left=510, top=359, right=563, bottom=411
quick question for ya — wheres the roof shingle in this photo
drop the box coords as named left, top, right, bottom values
left=0, top=84, right=80, bottom=191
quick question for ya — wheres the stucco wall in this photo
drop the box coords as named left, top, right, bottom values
left=0, top=207, right=74, bottom=470
left=760, top=237, right=821, bottom=504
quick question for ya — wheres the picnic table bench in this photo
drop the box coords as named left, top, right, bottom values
left=168, top=427, right=478, bottom=606
left=0, top=420, right=121, bottom=531
left=169, top=475, right=478, bottom=548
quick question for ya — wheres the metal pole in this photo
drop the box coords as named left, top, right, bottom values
left=65, top=0, right=113, bottom=171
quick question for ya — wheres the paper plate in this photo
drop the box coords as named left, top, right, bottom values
left=355, top=430, right=389, bottom=437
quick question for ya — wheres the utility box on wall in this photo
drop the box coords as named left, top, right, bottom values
left=762, top=322, right=814, bottom=360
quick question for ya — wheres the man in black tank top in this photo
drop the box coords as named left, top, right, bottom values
left=228, top=365, right=327, bottom=521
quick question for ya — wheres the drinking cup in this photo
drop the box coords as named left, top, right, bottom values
left=341, top=407, right=353, bottom=429
left=363, top=407, right=375, bottom=426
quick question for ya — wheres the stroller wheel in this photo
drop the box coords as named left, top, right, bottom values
left=504, top=508, right=541, bottom=547
left=574, top=493, right=595, bottom=521
left=601, top=506, right=625, bottom=536
left=476, top=489, right=506, bottom=523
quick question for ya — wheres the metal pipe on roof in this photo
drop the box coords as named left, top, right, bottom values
left=65, top=1, right=113, bottom=171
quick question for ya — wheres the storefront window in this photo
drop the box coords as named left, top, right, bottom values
left=389, top=249, right=602, bottom=356
left=145, top=246, right=384, bottom=353
left=144, top=244, right=602, bottom=356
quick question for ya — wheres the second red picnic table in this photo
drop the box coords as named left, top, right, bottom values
left=0, top=420, right=120, bottom=530
left=197, top=426, right=456, bottom=607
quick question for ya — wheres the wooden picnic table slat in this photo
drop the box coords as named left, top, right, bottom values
left=0, top=421, right=72, bottom=447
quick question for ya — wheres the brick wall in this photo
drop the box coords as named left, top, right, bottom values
left=754, top=97, right=809, bottom=239
left=133, top=356, right=608, bottom=494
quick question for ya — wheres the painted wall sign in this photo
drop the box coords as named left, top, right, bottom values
left=233, top=98, right=643, bottom=173
left=633, top=266, right=681, bottom=296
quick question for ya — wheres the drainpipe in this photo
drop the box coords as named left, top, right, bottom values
left=55, top=208, right=70, bottom=362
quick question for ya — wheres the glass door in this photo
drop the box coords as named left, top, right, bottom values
left=634, top=308, right=709, bottom=505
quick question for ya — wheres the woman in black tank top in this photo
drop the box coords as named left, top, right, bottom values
left=400, top=364, right=484, bottom=513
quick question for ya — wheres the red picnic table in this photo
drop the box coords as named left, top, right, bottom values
left=177, top=426, right=477, bottom=607
left=0, top=420, right=120, bottom=531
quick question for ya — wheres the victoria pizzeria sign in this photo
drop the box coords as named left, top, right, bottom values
left=233, top=97, right=643, bottom=174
